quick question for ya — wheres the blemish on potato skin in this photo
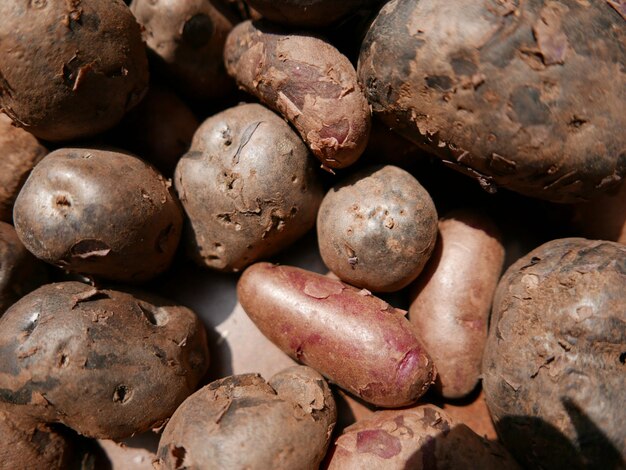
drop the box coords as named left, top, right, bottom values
left=356, top=429, right=402, bottom=458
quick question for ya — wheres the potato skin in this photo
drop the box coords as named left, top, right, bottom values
left=13, top=148, right=183, bottom=282
left=358, top=0, right=626, bottom=203
left=0, top=0, right=149, bottom=142
left=237, top=263, right=435, bottom=407
left=157, top=367, right=336, bottom=470
left=409, top=210, right=504, bottom=398
left=175, top=103, right=323, bottom=272
left=328, top=405, right=519, bottom=470
left=483, top=238, right=626, bottom=468
left=0, top=282, right=209, bottom=439
left=317, top=165, right=438, bottom=292
left=224, top=21, right=371, bottom=169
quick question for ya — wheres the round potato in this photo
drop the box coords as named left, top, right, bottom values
left=0, top=0, right=149, bottom=141
left=0, top=282, right=209, bottom=440
left=175, top=103, right=323, bottom=272
left=13, top=148, right=183, bottom=282
left=483, top=238, right=626, bottom=468
left=318, top=165, right=438, bottom=292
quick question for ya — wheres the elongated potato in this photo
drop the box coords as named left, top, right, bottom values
left=224, top=21, right=371, bottom=169
left=237, top=263, right=435, bottom=407
left=409, top=210, right=504, bottom=398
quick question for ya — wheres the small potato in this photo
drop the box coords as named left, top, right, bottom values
left=237, top=263, right=435, bottom=407
left=0, top=282, right=209, bottom=440
left=0, top=115, right=47, bottom=222
left=13, top=148, right=183, bottom=282
left=174, top=103, right=323, bottom=272
left=409, top=210, right=505, bottom=398
left=157, top=367, right=336, bottom=470
left=318, top=165, right=438, bottom=292
left=328, top=405, right=519, bottom=470
left=224, top=21, right=371, bottom=169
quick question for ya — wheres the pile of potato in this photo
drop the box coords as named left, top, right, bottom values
left=0, top=1, right=624, bottom=469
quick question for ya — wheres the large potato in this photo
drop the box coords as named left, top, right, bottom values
left=358, top=0, right=626, bottom=202
left=0, top=282, right=209, bottom=440
left=483, top=238, right=626, bottom=468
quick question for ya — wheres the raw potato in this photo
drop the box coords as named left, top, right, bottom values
left=0, top=222, right=48, bottom=315
left=175, top=103, right=323, bottom=272
left=409, top=210, right=505, bottom=398
left=0, top=282, right=209, bottom=440
left=358, top=0, right=626, bottom=203
left=157, top=367, right=336, bottom=470
left=572, top=180, right=626, bottom=244
left=328, top=405, right=519, bottom=470
left=224, top=21, right=371, bottom=169
left=483, top=238, right=626, bottom=468
left=13, top=148, right=183, bottom=283
left=317, top=165, right=438, bottom=292
left=131, top=0, right=235, bottom=101
left=0, top=411, right=72, bottom=470
left=0, top=0, right=149, bottom=142
left=0, top=115, right=47, bottom=223
left=237, top=263, right=435, bottom=407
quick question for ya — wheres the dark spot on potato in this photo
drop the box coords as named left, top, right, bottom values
left=619, top=352, right=625, bottom=364
left=54, top=194, right=72, bottom=207
left=171, top=445, right=186, bottom=469
left=0, top=377, right=60, bottom=405
left=58, top=354, right=69, bottom=368
left=70, top=239, right=111, bottom=259
left=113, top=384, right=132, bottom=404
left=182, top=13, right=214, bottom=49
left=568, top=116, right=587, bottom=129
left=85, top=351, right=118, bottom=369
left=450, top=55, right=478, bottom=76
left=0, top=341, right=21, bottom=375
left=356, top=429, right=402, bottom=458
left=425, top=75, right=453, bottom=91
left=509, top=86, right=550, bottom=126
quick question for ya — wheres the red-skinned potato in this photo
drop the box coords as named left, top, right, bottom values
left=237, top=263, right=435, bottom=407
left=224, top=21, right=371, bottom=169
left=409, top=210, right=505, bottom=398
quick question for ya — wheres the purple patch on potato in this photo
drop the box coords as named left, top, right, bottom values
left=356, top=429, right=402, bottom=459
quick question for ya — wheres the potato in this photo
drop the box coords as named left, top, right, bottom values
left=409, top=210, right=504, bottom=398
left=13, top=147, right=183, bottom=282
left=174, top=103, right=323, bottom=272
left=0, top=282, right=209, bottom=440
left=0, top=115, right=47, bottom=223
left=572, top=180, right=626, bottom=244
left=224, top=21, right=371, bottom=169
left=156, top=366, right=336, bottom=470
left=131, top=0, right=235, bottom=102
left=483, top=238, right=626, bottom=468
left=237, top=263, right=435, bottom=407
left=0, top=411, right=72, bottom=470
left=328, top=404, right=519, bottom=470
left=358, top=0, right=626, bottom=203
left=317, top=165, right=438, bottom=292
left=0, top=0, right=148, bottom=142
left=0, top=222, right=48, bottom=316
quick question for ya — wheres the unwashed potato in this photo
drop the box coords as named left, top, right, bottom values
left=0, top=411, right=72, bottom=470
left=0, top=222, right=48, bottom=315
left=409, top=210, right=504, bottom=398
left=175, top=103, right=323, bottom=272
left=317, top=165, right=438, bottom=292
left=237, top=263, right=435, bottom=407
left=0, top=115, right=47, bottom=223
left=358, top=0, right=626, bottom=203
left=224, top=21, right=371, bottom=169
left=327, top=404, right=519, bottom=470
left=483, top=238, right=626, bottom=468
left=157, top=367, right=336, bottom=470
left=13, top=147, right=183, bottom=283
left=0, top=0, right=149, bottom=142
left=131, top=0, right=235, bottom=101
left=0, top=282, right=209, bottom=440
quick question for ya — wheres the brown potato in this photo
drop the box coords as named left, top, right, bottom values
left=224, top=21, right=371, bottom=169
left=409, top=210, right=505, bottom=398
left=358, top=0, right=626, bottom=203
left=13, top=147, right=183, bottom=282
left=174, top=103, right=323, bottom=272
left=0, top=115, right=47, bottom=223
left=327, top=405, right=519, bottom=469
left=0, top=282, right=209, bottom=440
left=131, top=0, right=235, bottom=102
left=237, top=263, right=435, bottom=407
left=483, top=238, right=626, bottom=468
left=156, top=367, right=336, bottom=470
left=0, top=0, right=149, bottom=142
left=317, top=165, right=438, bottom=292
